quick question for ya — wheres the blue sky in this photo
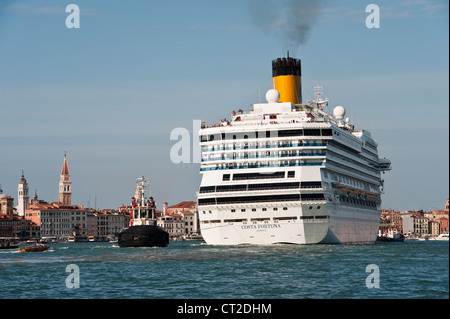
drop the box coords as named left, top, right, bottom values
left=0, top=0, right=448, bottom=211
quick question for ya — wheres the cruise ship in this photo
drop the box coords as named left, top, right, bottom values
left=197, top=56, right=391, bottom=245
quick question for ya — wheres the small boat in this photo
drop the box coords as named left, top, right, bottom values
left=376, top=228, right=404, bottom=242
left=0, top=237, right=20, bottom=249
left=19, top=243, right=50, bottom=252
left=429, top=233, right=449, bottom=241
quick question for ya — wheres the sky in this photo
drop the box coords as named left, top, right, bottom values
left=0, top=0, right=448, bottom=211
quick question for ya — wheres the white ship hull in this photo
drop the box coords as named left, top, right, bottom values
left=199, top=203, right=380, bottom=245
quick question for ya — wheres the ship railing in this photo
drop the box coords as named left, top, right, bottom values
left=201, top=152, right=326, bottom=162
left=200, top=162, right=325, bottom=171
left=202, top=142, right=326, bottom=152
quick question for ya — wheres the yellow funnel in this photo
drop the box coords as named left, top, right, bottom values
left=272, top=57, right=302, bottom=104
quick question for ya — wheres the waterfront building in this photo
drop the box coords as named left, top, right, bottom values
left=17, top=171, right=29, bottom=216
left=380, top=209, right=403, bottom=234
left=87, top=210, right=98, bottom=239
left=379, top=212, right=391, bottom=234
left=439, top=217, right=449, bottom=234
left=58, top=153, right=72, bottom=206
left=25, top=202, right=89, bottom=240
left=1, top=188, right=40, bottom=239
left=157, top=213, right=184, bottom=238
left=428, top=220, right=440, bottom=237
left=95, top=209, right=129, bottom=240
left=0, top=187, right=14, bottom=216
left=0, top=214, right=13, bottom=237
left=157, top=201, right=199, bottom=238
left=401, top=213, right=415, bottom=236
left=0, top=213, right=40, bottom=239
left=166, top=201, right=199, bottom=235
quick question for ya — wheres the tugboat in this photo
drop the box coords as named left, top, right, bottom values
left=376, top=228, right=405, bottom=242
left=118, top=177, right=169, bottom=248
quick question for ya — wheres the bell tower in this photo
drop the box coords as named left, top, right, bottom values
left=17, top=170, right=29, bottom=216
left=59, top=153, right=72, bottom=205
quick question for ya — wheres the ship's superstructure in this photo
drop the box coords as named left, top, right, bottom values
left=197, top=56, right=391, bottom=245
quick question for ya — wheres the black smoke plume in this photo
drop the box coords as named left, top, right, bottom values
left=249, top=0, right=322, bottom=51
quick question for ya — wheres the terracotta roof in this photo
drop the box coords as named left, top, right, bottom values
left=28, top=202, right=83, bottom=211
left=168, top=201, right=197, bottom=209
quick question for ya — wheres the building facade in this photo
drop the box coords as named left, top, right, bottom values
left=165, top=201, right=199, bottom=236
left=25, top=202, right=89, bottom=239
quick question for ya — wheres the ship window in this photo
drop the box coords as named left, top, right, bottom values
left=287, top=171, right=295, bottom=178
left=198, top=198, right=216, bottom=205
left=252, top=208, right=256, bottom=212
left=199, top=186, right=216, bottom=193
left=277, top=216, right=297, bottom=221
left=223, top=174, right=231, bottom=181
left=304, top=129, right=321, bottom=136
left=233, top=171, right=285, bottom=180
left=231, top=209, right=235, bottom=212
left=217, top=184, right=246, bottom=192
left=247, top=182, right=299, bottom=191
left=241, top=209, right=246, bottom=212
left=262, top=208, right=267, bottom=211
left=273, top=207, right=278, bottom=211
left=301, top=193, right=325, bottom=200
left=283, top=207, right=288, bottom=210
left=278, top=129, right=303, bottom=137
left=301, top=181, right=322, bottom=188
